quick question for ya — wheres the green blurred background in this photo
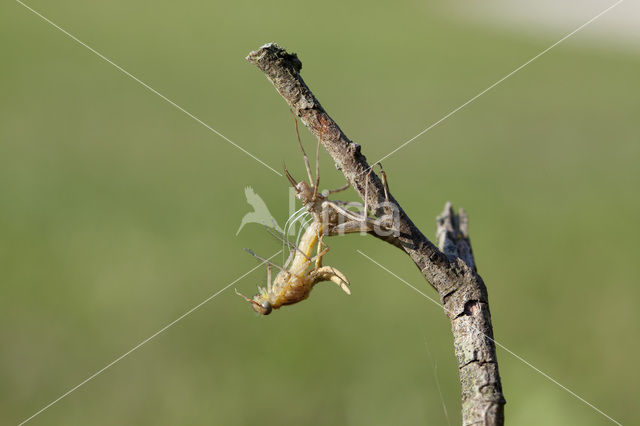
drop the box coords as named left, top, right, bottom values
left=2, top=1, right=638, bottom=424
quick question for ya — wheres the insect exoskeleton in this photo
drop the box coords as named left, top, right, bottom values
left=237, top=116, right=395, bottom=315
left=238, top=221, right=350, bottom=315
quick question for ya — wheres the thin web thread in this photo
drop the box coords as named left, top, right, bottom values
left=357, top=250, right=622, bottom=426
left=16, top=0, right=282, bottom=176
left=17, top=251, right=281, bottom=426
left=365, top=0, right=625, bottom=173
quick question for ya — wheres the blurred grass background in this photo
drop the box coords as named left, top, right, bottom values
left=1, top=0, right=638, bottom=424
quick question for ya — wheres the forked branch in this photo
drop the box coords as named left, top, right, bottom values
left=247, top=43, right=505, bottom=425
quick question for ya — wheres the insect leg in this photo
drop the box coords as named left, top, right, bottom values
left=312, top=137, right=321, bottom=201
left=282, top=247, right=295, bottom=272
left=311, top=266, right=351, bottom=295
left=325, top=201, right=395, bottom=235
left=264, top=226, right=305, bottom=258
left=324, top=200, right=367, bottom=223
left=376, top=162, right=398, bottom=233
left=292, top=112, right=314, bottom=185
left=266, top=215, right=303, bottom=266
left=325, top=181, right=350, bottom=195
left=291, top=233, right=330, bottom=275
left=314, top=244, right=330, bottom=270
left=378, top=162, right=390, bottom=205
left=242, top=248, right=285, bottom=272
left=328, top=219, right=374, bottom=235
left=363, top=166, right=376, bottom=219
left=283, top=162, right=299, bottom=188
left=315, top=232, right=326, bottom=270
left=234, top=288, right=263, bottom=309
left=264, top=223, right=314, bottom=270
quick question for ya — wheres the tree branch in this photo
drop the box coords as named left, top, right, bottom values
left=247, top=43, right=505, bottom=425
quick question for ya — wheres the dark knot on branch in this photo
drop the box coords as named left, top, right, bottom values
left=247, top=42, right=302, bottom=74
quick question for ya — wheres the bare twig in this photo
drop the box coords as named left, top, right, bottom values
left=247, top=43, right=505, bottom=425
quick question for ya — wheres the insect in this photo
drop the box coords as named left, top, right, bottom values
left=282, top=117, right=397, bottom=239
left=237, top=117, right=396, bottom=315
left=237, top=222, right=350, bottom=315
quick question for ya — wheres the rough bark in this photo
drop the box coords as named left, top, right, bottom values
left=247, top=43, right=505, bottom=425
